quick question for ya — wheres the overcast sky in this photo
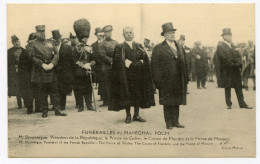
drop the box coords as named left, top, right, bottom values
left=7, top=4, right=254, bottom=48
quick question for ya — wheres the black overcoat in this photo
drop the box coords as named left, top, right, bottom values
left=151, top=40, right=189, bottom=106
left=57, top=43, right=74, bottom=95
left=215, top=41, right=243, bottom=88
left=109, top=42, right=155, bottom=111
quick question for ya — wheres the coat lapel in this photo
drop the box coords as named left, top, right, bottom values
left=162, top=40, right=177, bottom=57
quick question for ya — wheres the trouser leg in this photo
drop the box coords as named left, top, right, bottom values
left=225, top=87, right=232, bottom=107
left=49, top=81, right=61, bottom=112
left=60, top=93, right=66, bottom=110
left=125, top=107, right=131, bottom=116
left=39, top=83, right=49, bottom=115
left=172, top=105, right=180, bottom=125
left=16, top=95, right=22, bottom=108
left=234, top=87, right=246, bottom=107
left=134, top=106, right=140, bottom=116
left=163, top=105, right=174, bottom=126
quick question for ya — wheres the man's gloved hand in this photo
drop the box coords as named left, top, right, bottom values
left=83, top=63, right=92, bottom=70
left=125, top=59, right=132, bottom=68
left=196, top=55, right=201, bottom=60
left=47, top=63, right=54, bottom=70
left=42, top=63, right=49, bottom=71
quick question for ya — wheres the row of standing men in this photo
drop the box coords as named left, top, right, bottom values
left=8, top=19, right=253, bottom=129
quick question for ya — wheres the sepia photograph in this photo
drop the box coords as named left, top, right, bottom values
left=2, top=1, right=257, bottom=160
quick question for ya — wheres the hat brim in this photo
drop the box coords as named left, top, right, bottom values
left=161, top=29, right=177, bottom=36
left=221, top=33, right=232, bottom=36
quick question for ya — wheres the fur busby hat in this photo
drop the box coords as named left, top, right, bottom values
left=73, top=18, right=91, bottom=40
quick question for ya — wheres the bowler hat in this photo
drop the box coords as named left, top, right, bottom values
left=221, top=28, right=232, bottom=36
left=35, top=25, right=45, bottom=31
left=11, top=35, right=19, bottom=42
left=161, top=22, right=177, bottom=36
left=52, top=30, right=62, bottom=40
left=180, top=34, right=185, bottom=41
left=102, top=25, right=113, bottom=32
left=73, top=18, right=91, bottom=39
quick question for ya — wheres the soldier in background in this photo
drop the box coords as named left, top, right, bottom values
left=73, top=18, right=95, bottom=112
left=178, top=35, right=191, bottom=94
left=98, top=25, right=119, bottom=106
left=143, top=38, right=153, bottom=61
left=214, top=28, right=252, bottom=109
left=207, top=47, right=215, bottom=82
left=192, top=41, right=208, bottom=89
left=242, top=40, right=255, bottom=91
left=91, top=28, right=104, bottom=102
left=31, top=25, right=67, bottom=118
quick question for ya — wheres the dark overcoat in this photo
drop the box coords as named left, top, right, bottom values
left=31, top=39, right=59, bottom=83
left=8, top=47, right=20, bottom=96
left=57, top=43, right=74, bottom=95
left=109, top=42, right=155, bottom=111
left=18, top=47, right=33, bottom=98
left=91, top=41, right=103, bottom=84
left=215, top=41, right=243, bottom=88
left=151, top=40, right=189, bottom=106
left=191, top=46, right=208, bottom=76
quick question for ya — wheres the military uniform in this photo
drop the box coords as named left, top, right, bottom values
left=31, top=25, right=66, bottom=117
left=72, top=43, right=94, bottom=111
left=98, top=35, right=118, bottom=105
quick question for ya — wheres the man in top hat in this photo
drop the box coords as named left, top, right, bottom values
left=52, top=30, right=75, bottom=111
left=214, top=28, right=252, bottom=109
left=191, top=41, right=208, bottom=89
left=109, top=27, right=155, bottom=123
left=98, top=25, right=119, bottom=106
left=8, top=35, right=34, bottom=113
left=151, top=22, right=189, bottom=129
left=72, top=18, right=95, bottom=112
left=178, top=35, right=191, bottom=94
left=30, top=25, right=67, bottom=117
left=91, top=28, right=104, bottom=102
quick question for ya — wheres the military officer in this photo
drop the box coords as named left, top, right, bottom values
left=73, top=18, right=95, bottom=112
left=98, top=25, right=119, bottom=106
left=31, top=25, right=67, bottom=118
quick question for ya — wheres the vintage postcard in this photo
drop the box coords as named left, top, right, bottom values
left=7, top=3, right=255, bottom=158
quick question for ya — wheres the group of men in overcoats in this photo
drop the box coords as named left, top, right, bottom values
left=8, top=18, right=253, bottom=129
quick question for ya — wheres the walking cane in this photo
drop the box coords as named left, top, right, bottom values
left=89, top=72, right=98, bottom=112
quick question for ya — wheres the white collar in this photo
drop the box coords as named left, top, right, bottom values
left=166, top=40, right=177, bottom=50
left=223, top=40, right=232, bottom=48
left=125, top=40, right=133, bottom=49
left=98, top=40, right=102, bottom=43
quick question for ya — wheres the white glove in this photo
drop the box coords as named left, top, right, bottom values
left=83, top=63, right=92, bottom=70
left=125, top=59, right=132, bottom=68
left=196, top=55, right=201, bottom=60
left=47, top=63, right=54, bottom=70
left=140, top=60, right=143, bottom=63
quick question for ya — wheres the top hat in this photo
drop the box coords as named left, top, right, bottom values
left=95, top=27, right=104, bottom=35
left=102, top=25, right=113, bottom=32
left=221, top=28, right=232, bottom=36
left=52, top=30, right=62, bottom=40
left=180, top=34, right=185, bottom=41
left=161, top=22, right=177, bottom=36
left=11, top=35, right=19, bottom=42
left=27, top=33, right=36, bottom=42
left=35, top=25, right=45, bottom=31
left=73, top=18, right=91, bottom=39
